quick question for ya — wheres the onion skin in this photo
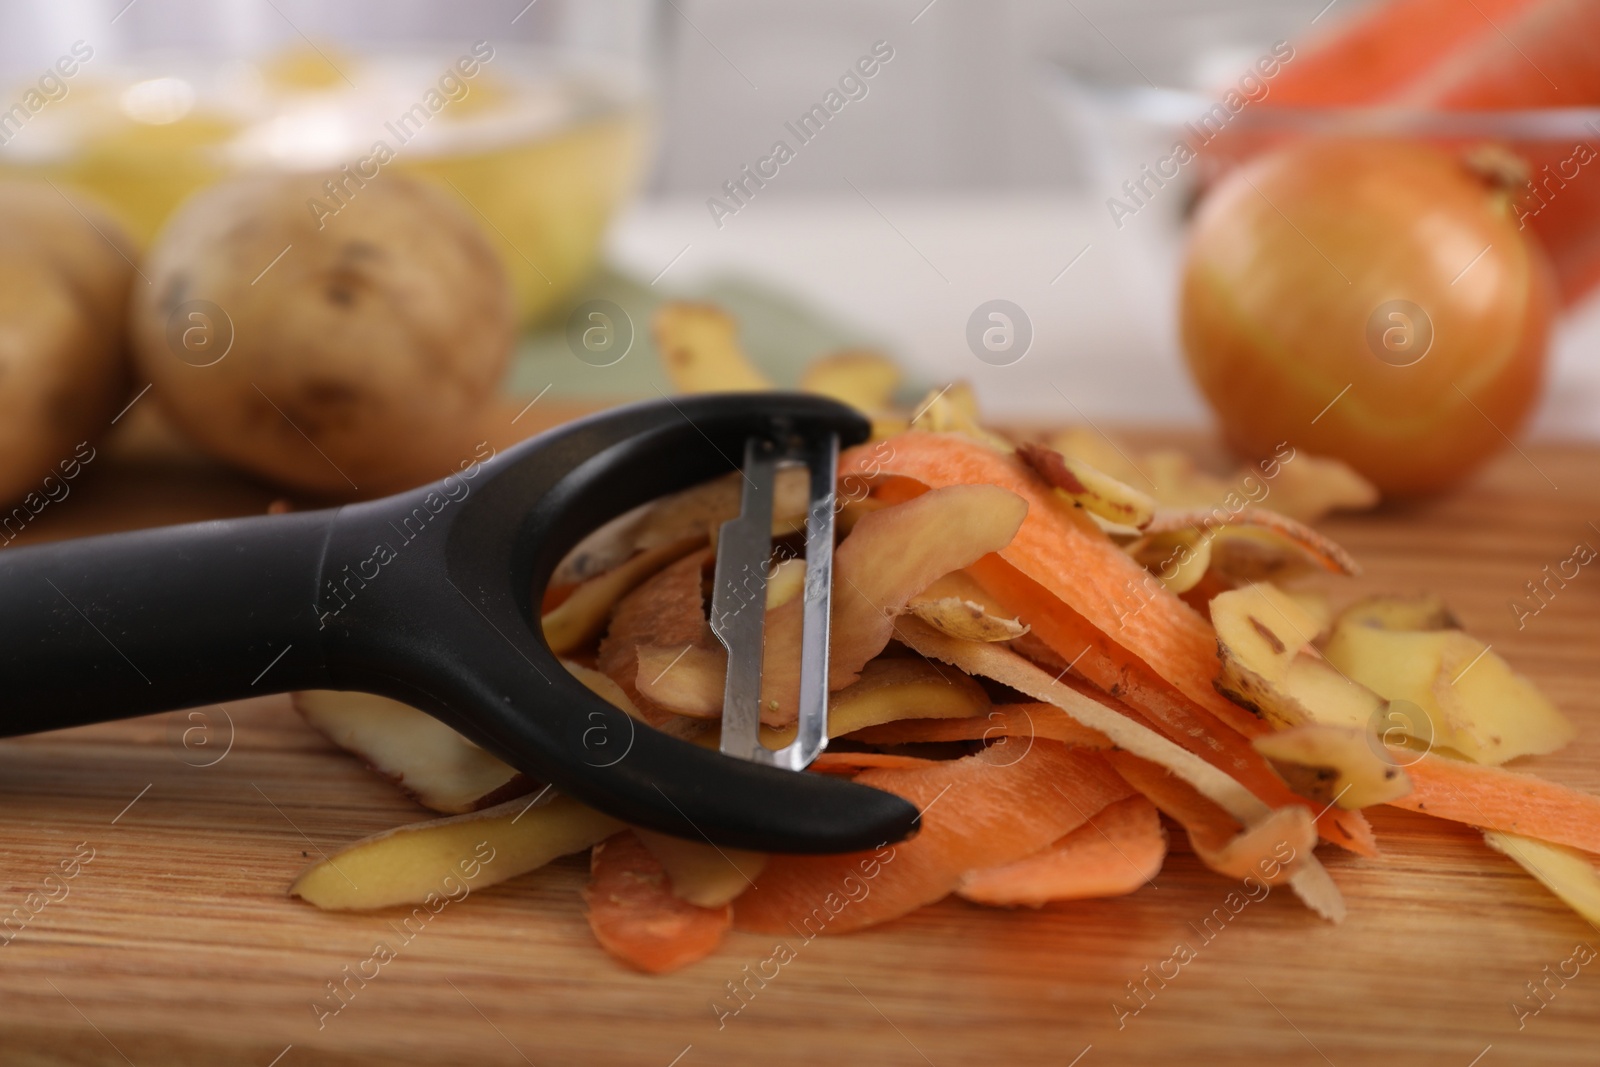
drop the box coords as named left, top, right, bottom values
left=1180, top=139, right=1555, bottom=496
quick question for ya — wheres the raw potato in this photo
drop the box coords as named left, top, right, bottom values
left=1252, top=724, right=1411, bottom=810
left=0, top=183, right=135, bottom=505
left=294, top=690, right=528, bottom=814
left=132, top=170, right=515, bottom=496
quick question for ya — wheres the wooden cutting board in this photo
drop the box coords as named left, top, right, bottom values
left=3, top=436, right=1598, bottom=1067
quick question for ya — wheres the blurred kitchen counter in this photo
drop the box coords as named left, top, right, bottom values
left=603, top=193, right=1600, bottom=438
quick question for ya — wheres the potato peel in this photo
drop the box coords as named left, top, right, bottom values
left=291, top=793, right=622, bottom=911
left=1211, top=584, right=1391, bottom=740
left=597, top=547, right=718, bottom=722
left=909, top=382, right=1011, bottom=449
left=1253, top=724, right=1412, bottom=810
left=1017, top=441, right=1157, bottom=530
left=1483, top=830, right=1600, bottom=928
left=1334, top=592, right=1461, bottom=632
left=543, top=536, right=705, bottom=655
left=1324, top=607, right=1575, bottom=764
left=760, top=657, right=991, bottom=747
left=906, top=596, right=1029, bottom=642
left=1212, top=584, right=1320, bottom=682
left=653, top=302, right=772, bottom=393
left=637, top=484, right=1029, bottom=724
left=551, top=467, right=811, bottom=586
left=1126, top=529, right=1214, bottom=594
left=634, top=828, right=767, bottom=909
left=294, top=666, right=667, bottom=820
left=294, top=690, right=529, bottom=815
left=799, top=349, right=901, bottom=413
left=1047, top=427, right=1377, bottom=523
left=1143, top=506, right=1359, bottom=577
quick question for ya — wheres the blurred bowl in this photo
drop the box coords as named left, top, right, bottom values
left=0, top=42, right=652, bottom=326
left=1046, top=65, right=1600, bottom=305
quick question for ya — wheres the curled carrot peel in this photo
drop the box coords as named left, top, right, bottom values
left=735, top=741, right=1134, bottom=936
left=842, top=433, right=1234, bottom=721
left=1390, top=750, right=1600, bottom=854
left=808, top=751, right=939, bottom=773
left=844, top=702, right=1112, bottom=750
left=957, top=794, right=1167, bottom=908
left=844, top=433, right=1376, bottom=857
left=1106, top=751, right=1243, bottom=854
left=583, top=830, right=731, bottom=975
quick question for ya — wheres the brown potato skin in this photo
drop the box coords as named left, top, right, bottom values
left=0, top=183, right=134, bottom=507
left=131, top=171, right=515, bottom=496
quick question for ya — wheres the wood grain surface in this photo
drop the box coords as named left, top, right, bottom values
left=2, top=433, right=1598, bottom=1067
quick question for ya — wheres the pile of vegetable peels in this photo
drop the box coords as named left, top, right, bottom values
left=289, top=302, right=1600, bottom=974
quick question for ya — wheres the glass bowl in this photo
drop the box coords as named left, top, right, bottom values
left=0, top=4, right=654, bottom=326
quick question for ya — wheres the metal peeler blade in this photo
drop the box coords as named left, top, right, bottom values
left=712, top=431, right=838, bottom=771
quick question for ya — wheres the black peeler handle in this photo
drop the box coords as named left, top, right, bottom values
left=0, top=509, right=336, bottom=732
left=0, top=393, right=923, bottom=853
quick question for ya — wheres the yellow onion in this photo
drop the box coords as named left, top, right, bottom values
left=1180, top=138, right=1555, bottom=495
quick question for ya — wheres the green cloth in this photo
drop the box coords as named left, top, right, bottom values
left=503, top=268, right=899, bottom=401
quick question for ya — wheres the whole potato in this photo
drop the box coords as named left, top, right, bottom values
left=0, top=182, right=139, bottom=322
left=132, top=170, right=515, bottom=496
left=0, top=183, right=134, bottom=509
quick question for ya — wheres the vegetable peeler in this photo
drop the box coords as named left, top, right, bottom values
left=0, top=393, right=920, bottom=853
